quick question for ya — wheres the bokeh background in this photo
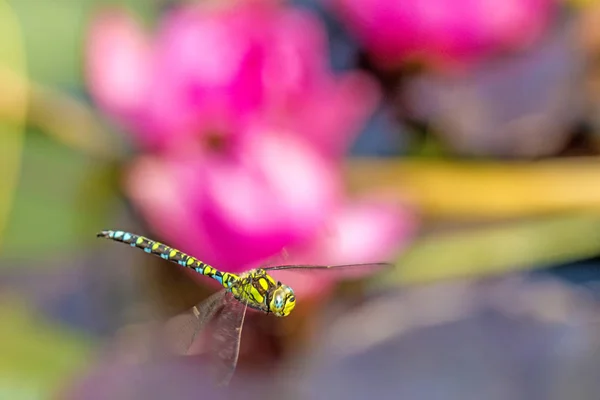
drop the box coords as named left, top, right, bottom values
left=4, top=0, right=600, bottom=398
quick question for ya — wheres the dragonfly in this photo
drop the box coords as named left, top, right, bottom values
left=97, top=229, right=392, bottom=386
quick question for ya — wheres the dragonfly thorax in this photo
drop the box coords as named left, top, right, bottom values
left=230, top=269, right=296, bottom=317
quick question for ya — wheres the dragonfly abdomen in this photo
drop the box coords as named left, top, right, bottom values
left=96, top=230, right=237, bottom=288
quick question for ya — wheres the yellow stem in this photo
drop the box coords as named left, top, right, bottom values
left=0, top=66, right=121, bottom=161
left=346, top=158, right=600, bottom=220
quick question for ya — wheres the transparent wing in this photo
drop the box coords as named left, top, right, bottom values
left=164, top=289, right=227, bottom=355
left=163, top=290, right=248, bottom=386
left=256, top=247, right=290, bottom=269
left=263, top=262, right=394, bottom=281
left=210, top=295, right=248, bottom=387
left=264, top=262, right=393, bottom=272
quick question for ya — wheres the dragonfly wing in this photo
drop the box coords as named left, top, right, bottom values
left=264, top=263, right=394, bottom=280
left=264, top=262, right=393, bottom=271
left=210, top=293, right=248, bottom=387
left=164, top=289, right=227, bottom=355
left=263, top=262, right=394, bottom=280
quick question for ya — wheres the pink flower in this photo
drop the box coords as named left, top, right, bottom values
left=86, top=2, right=379, bottom=157
left=328, top=0, right=558, bottom=70
left=86, top=2, right=415, bottom=298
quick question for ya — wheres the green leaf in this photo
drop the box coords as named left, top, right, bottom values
left=1, top=130, right=120, bottom=260
left=8, top=0, right=159, bottom=87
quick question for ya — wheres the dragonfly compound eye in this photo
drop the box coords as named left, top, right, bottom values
left=275, top=294, right=284, bottom=307
left=270, top=286, right=295, bottom=316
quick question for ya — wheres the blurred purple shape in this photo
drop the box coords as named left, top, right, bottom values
left=327, top=0, right=558, bottom=71
left=0, top=242, right=140, bottom=338
left=63, top=274, right=600, bottom=400
left=63, top=357, right=232, bottom=400
left=293, top=275, right=600, bottom=399
left=404, top=15, right=585, bottom=157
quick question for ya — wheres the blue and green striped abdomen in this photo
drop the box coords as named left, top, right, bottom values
left=97, top=230, right=238, bottom=288
left=97, top=229, right=296, bottom=317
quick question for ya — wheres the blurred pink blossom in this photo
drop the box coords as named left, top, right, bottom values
left=86, top=2, right=379, bottom=158
left=328, top=0, right=558, bottom=70
left=86, top=2, right=415, bottom=297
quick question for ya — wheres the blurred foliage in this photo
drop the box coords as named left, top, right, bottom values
left=0, top=0, right=26, bottom=250
left=375, top=213, right=600, bottom=288
left=1, top=130, right=120, bottom=259
left=8, top=0, right=158, bottom=87
left=0, top=295, right=92, bottom=399
left=0, top=0, right=129, bottom=259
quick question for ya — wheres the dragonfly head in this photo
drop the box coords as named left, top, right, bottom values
left=270, top=283, right=295, bottom=317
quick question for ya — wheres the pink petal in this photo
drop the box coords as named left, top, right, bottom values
left=85, top=9, right=151, bottom=122
left=155, top=4, right=267, bottom=116
left=320, top=199, right=416, bottom=264
left=134, top=3, right=274, bottom=151
left=293, top=71, right=381, bottom=158
left=198, top=132, right=341, bottom=268
left=328, top=0, right=557, bottom=70
left=262, top=7, right=329, bottom=102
